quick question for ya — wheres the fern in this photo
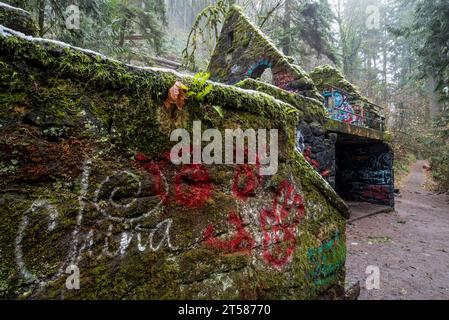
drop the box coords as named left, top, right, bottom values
left=188, top=72, right=214, bottom=102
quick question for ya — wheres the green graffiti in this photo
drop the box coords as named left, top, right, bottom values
left=307, top=231, right=346, bottom=286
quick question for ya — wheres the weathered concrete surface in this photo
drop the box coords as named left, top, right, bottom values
left=0, top=22, right=349, bottom=299
left=346, top=161, right=449, bottom=299
left=325, top=120, right=386, bottom=141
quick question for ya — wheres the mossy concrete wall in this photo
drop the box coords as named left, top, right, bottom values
left=207, top=6, right=320, bottom=100
left=310, top=65, right=365, bottom=101
left=310, top=65, right=383, bottom=126
left=0, top=24, right=349, bottom=299
left=236, top=79, right=337, bottom=187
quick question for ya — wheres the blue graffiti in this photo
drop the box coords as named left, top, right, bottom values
left=246, top=57, right=273, bottom=77
left=323, top=90, right=365, bottom=126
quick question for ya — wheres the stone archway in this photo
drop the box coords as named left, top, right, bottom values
left=245, top=58, right=273, bottom=81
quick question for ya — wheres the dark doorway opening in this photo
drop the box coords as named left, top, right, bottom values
left=335, top=136, right=395, bottom=208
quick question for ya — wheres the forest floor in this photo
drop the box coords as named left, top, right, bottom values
left=346, top=160, right=449, bottom=300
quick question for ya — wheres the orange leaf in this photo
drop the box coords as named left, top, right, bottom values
left=165, top=81, right=188, bottom=110
left=14, top=106, right=26, bottom=114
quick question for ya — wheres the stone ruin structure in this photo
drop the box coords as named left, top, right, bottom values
left=208, top=6, right=394, bottom=208
left=0, top=3, right=391, bottom=300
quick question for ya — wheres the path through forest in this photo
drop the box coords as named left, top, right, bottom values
left=346, top=161, right=449, bottom=300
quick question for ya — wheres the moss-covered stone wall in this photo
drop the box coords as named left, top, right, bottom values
left=0, top=24, right=349, bottom=299
left=207, top=6, right=321, bottom=100
left=310, top=65, right=365, bottom=101
left=310, top=65, right=384, bottom=127
left=236, top=79, right=338, bottom=187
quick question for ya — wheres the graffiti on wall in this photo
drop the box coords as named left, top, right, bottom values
left=323, top=90, right=365, bottom=126
left=14, top=156, right=178, bottom=286
left=204, top=178, right=305, bottom=270
left=296, top=129, right=305, bottom=154
left=260, top=181, right=305, bottom=269
left=13, top=149, right=322, bottom=287
left=273, top=72, right=298, bottom=92
left=245, top=57, right=273, bottom=78
left=304, top=147, right=331, bottom=179
left=307, top=231, right=345, bottom=286
left=245, top=57, right=301, bottom=93
left=349, top=184, right=393, bottom=203
left=337, top=145, right=394, bottom=206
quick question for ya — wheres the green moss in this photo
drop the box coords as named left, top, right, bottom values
left=0, top=4, right=38, bottom=36
left=207, top=5, right=321, bottom=100
left=235, top=78, right=328, bottom=123
left=310, top=65, right=364, bottom=99
left=0, top=29, right=349, bottom=300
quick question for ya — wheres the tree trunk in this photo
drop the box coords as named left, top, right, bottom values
left=37, top=0, right=45, bottom=37
left=428, top=76, right=441, bottom=119
left=282, top=0, right=292, bottom=56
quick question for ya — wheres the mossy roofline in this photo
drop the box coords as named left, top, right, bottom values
left=0, top=24, right=349, bottom=219
left=226, top=4, right=315, bottom=82
left=311, top=65, right=369, bottom=103
left=235, top=78, right=329, bottom=122
left=208, top=5, right=319, bottom=98
left=228, top=5, right=289, bottom=65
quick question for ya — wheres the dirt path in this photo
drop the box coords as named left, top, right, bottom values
left=346, top=160, right=449, bottom=300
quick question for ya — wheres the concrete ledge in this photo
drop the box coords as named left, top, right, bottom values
left=325, top=119, right=385, bottom=141
left=346, top=201, right=395, bottom=223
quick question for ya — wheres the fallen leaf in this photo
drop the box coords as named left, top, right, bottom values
left=165, top=81, right=188, bottom=110
left=14, top=106, right=26, bottom=114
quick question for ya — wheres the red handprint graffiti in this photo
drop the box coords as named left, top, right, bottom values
left=260, top=181, right=305, bottom=269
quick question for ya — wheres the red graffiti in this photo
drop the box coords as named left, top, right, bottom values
left=174, top=164, right=213, bottom=208
left=304, top=147, right=319, bottom=170
left=203, top=212, right=255, bottom=254
left=232, top=164, right=260, bottom=201
left=362, top=185, right=390, bottom=201
left=321, top=169, right=331, bottom=179
left=260, top=181, right=305, bottom=269
left=135, top=153, right=169, bottom=202
left=136, top=152, right=307, bottom=269
left=304, top=147, right=330, bottom=179
left=136, top=152, right=214, bottom=208
left=273, top=72, right=297, bottom=92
